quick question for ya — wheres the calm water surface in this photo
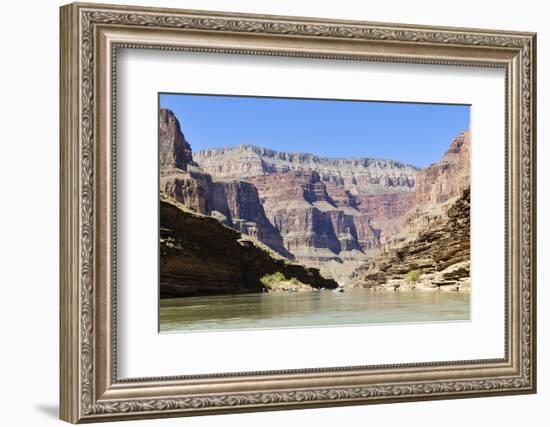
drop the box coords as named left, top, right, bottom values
left=160, top=288, right=470, bottom=332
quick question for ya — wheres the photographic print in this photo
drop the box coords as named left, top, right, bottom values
left=159, top=94, right=471, bottom=332
left=60, top=5, right=536, bottom=420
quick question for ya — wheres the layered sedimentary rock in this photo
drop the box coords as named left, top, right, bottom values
left=159, top=108, right=211, bottom=213
left=160, top=197, right=337, bottom=297
left=351, top=131, right=471, bottom=290
left=210, top=179, right=291, bottom=257
left=195, top=145, right=417, bottom=185
left=397, top=130, right=471, bottom=243
left=354, top=192, right=415, bottom=243
left=195, top=145, right=420, bottom=280
left=160, top=167, right=212, bottom=214
left=414, top=131, right=470, bottom=206
left=246, top=170, right=383, bottom=282
left=354, top=192, right=415, bottom=222
left=160, top=107, right=470, bottom=289
left=159, top=108, right=193, bottom=170
left=248, top=171, right=381, bottom=255
left=159, top=109, right=289, bottom=257
left=351, top=188, right=470, bottom=291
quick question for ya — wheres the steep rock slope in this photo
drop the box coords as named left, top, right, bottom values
left=159, top=108, right=193, bottom=170
left=195, top=145, right=420, bottom=281
left=247, top=170, right=383, bottom=283
left=414, top=130, right=470, bottom=206
left=389, top=130, right=471, bottom=248
left=248, top=171, right=380, bottom=257
left=211, top=179, right=291, bottom=257
left=195, top=146, right=418, bottom=238
left=351, top=131, right=471, bottom=289
left=354, top=192, right=415, bottom=244
left=161, top=107, right=470, bottom=288
left=351, top=188, right=470, bottom=290
left=159, top=109, right=289, bottom=257
left=160, top=198, right=337, bottom=297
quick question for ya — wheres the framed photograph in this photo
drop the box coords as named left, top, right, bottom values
left=60, top=2, right=537, bottom=423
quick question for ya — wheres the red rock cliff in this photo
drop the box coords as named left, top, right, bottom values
left=159, top=109, right=289, bottom=257
left=414, top=131, right=470, bottom=205
left=161, top=107, right=470, bottom=287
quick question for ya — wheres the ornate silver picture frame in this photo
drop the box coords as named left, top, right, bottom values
left=60, top=2, right=536, bottom=423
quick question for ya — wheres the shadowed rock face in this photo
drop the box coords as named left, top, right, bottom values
left=159, top=109, right=290, bottom=257
left=248, top=171, right=381, bottom=260
left=195, top=146, right=419, bottom=245
left=195, top=146, right=420, bottom=281
left=159, top=107, right=470, bottom=288
left=160, top=199, right=337, bottom=298
left=210, top=179, right=292, bottom=258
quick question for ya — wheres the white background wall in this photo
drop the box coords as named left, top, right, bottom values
left=0, top=0, right=546, bottom=425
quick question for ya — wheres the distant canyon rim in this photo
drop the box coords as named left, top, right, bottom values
left=159, top=107, right=471, bottom=295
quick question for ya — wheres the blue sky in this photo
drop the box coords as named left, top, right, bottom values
left=160, top=93, right=470, bottom=168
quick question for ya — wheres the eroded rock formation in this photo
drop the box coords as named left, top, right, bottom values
left=414, top=130, right=470, bottom=206
left=160, top=197, right=337, bottom=297
left=159, top=109, right=289, bottom=257
left=210, top=179, right=291, bottom=257
left=246, top=170, right=382, bottom=281
left=394, top=130, right=471, bottom=245
left=351, top=188, right=470, bottom=291
left=159, top=108, right=193, bottom=170
left=160, top=107, right=470, bottom=289
left=194, top=144, right=420, bottom=280
left=194, top=144, right=418, bottom=189
left=350, top=131, right=471, bottom=290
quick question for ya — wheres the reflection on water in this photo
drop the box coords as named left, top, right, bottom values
left=159, top=288, right=470, bottom=333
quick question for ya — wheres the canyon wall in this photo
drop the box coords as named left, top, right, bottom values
left=351, top=131, right=471, bottom=289
left=194, top=144, right=419, bottom=281
left=194, top=144, right=417, bottom=196
left=414, top=131, right=470, bottom=206
left=160, top=107, right=469, bottom=288
left=395, top=130, right=471, bottom=245
left=160, top=197, right=337, bottom=298
left=159, top=109, right=289, bottom=257
left=245, top=170, right=382, bottom=282
left=351, top=188, right=470, bottom=291
left=159, top=108, right=193, bottom=170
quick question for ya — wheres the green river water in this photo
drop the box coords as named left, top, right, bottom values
left=160, top=288, right=470, bottom=333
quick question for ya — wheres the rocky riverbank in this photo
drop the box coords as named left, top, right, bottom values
left=350, top=187, right=470, bottom=292
left=159, top=107, right=471, bottom=294
left=160, top=196, right=337, bottom=298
